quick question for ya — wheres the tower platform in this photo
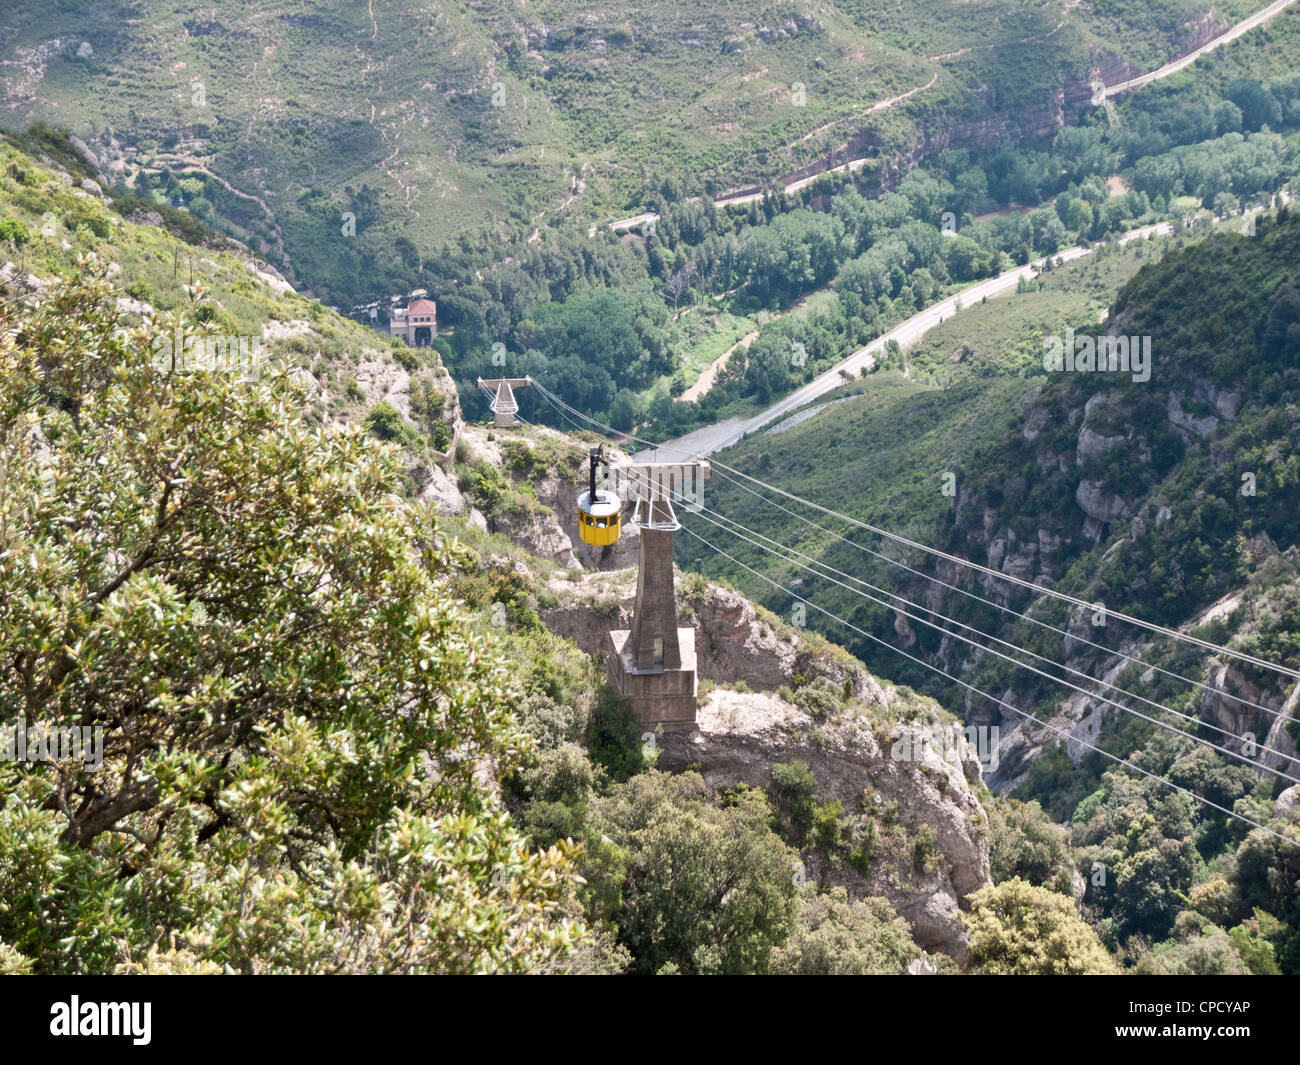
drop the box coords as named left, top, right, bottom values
left=605, top=628, right=698, bottom=731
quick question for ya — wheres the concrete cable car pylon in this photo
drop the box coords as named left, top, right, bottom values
left=599, top=457, right=710, bottom=731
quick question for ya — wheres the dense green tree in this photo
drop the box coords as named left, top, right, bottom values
left=988, top=798, right=1071, bottom=888
left=516, top=282, right=675, bottom=406
left=0, top=267, right=583, bottom=973
left=582, top=771, right=799, bottom=974
left=1226, top=78, right=1283, bottom=132
left=1140, top=915, right=1248, bottom=975
left=770, top=888, right=924, bottom=974
left=963, top=879, right=1118, bottom=975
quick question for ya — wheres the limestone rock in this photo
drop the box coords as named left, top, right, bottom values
left=1167, top=391, right=1219, bottom=438
left=1077, top=424, right=1125, bottom=464
left=1276, top=784, right=1300, bottom=822
left=353, top=355, right=411, bottom=419
left=1076, top=478, right=1135, bottom=526
left=658, top=692, right=991, bottom=961
left=126, top=209, right=164, bottom=228
left=491, top=506, right=576, bottom=567
left=114, top=296, right=154, bottom=318
left=419, top=463, right=465, bottom=515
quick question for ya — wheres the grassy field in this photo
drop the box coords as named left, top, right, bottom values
left=675, top=305, right=760, bottom=381
left=899, top=234, right=1173, bottom=381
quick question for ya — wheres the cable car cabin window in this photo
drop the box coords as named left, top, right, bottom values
left=596, top=518, right=607, bottom=527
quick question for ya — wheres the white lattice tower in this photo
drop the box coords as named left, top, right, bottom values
left=476, top=376, right=532, bottom=427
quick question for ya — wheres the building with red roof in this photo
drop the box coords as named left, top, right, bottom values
left=388, top=293, right=437, bottom=346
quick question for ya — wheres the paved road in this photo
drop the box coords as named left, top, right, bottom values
left=1105, top=0, right=1298, bottom=97
left=623, top=0, right=1296, bottom=462
left=640, top=221, right=1172, bottom=462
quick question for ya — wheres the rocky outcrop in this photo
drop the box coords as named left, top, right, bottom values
left=1192, top=375, right=1244, bottom=421
left=125, top=208, right=165, bottom=228
left=1262, top=683, right=1300, bottom=777
left=1076, top=478, right=1136, bottom=536
left=541, top=566, right=881, bottom=698
left=524, top=453, right=640, bottom=572
left=419, top=463, right=465, bottom=514
left=1167, top=391, right=1220, bottom=438
left=491, top=505, right=576, bottom=568
left=1277, top=784, right=1300, bottom=822
left=1167, top=375, right=1244, bottom=439
left=1200, top=661, right=1300, bottom=776
left=354, top=354, right=412, bottom=419
left=79, top=178, right=108, bottom=202
left=1077, top=424, right=1126, bottom=464
left=537, top=561, right=992, bottom=959
left=657, top=690, right=991, bottom=960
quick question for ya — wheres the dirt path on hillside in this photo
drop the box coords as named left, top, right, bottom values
left=604, top=1, right=1295, bottom=235
left=678, top=288, right=830, bottom=403
left=926, top=20, right=1064, bottom=61
left=784, top=72, right=941, bottom=150
left=600, top=73, right=943, bottom=232
left=679, top=327, right=759, bottom=403
left=154, top=153, right=288, bottom=263
left=709, top=73, right=942, bottom=210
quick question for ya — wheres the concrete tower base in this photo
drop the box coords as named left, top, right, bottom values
left=605, top=628, right=698, bottom=731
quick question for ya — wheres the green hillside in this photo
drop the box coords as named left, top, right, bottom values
left=0, top=139, right=1002, bottom=976
left=0, top=125, right=462, bottom=466
left=0, top=0, right=1269, bottom=304
left=3, top=1, right=1300, bottom=985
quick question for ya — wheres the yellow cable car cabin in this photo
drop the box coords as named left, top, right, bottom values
left=578, top=489, right=622, bottom=546
left=577, top=445, right=622, bottom=546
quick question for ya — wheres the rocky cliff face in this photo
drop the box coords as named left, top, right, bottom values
left=457, top=425, right=643, bottom=571
left=540, top=563, right=877, bottom=695
left=777, top=9, right=1226, bottom=206
left=1200, top=657, right=1300, bottom=777
left=463, top=428, right=995, bottom=945
left=913, top=330, right=1300, bottom=795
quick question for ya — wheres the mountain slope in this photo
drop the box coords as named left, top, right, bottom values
left=677, top=207, right=1300, bottom=966
left=1, top=0, right=1261, bottom=301
left=0, top=134, right=1000, bottom=972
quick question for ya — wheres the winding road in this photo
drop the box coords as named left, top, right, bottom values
left=1104, top=0, right=1298, bottom=98
left=638, top=221, right=1173, bottom=462
left=633, top=0, right=1300, bottom=462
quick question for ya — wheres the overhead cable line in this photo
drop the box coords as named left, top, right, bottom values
left=679, top=500, right=1300, bottom=784
left=679, top=522, right=1300, bottom=849
left=531, top=379, right=1300, bottom=683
